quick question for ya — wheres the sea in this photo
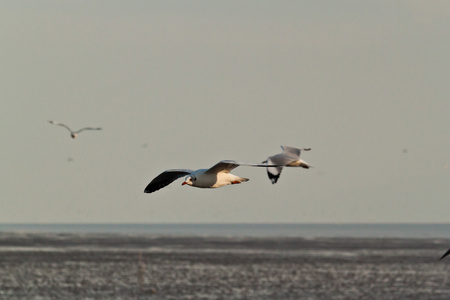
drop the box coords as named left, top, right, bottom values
left=1, top=223, right=450, bottom=299
left=2, top=222, right=450, bottom=238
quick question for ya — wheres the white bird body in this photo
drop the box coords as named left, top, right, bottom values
left=263, top=146, right=311, bottom=184
left=144, top=160, right=274, bottom=194
left=48, top=120, right=102, bottom=139
left=183, top=167, right=249, bottom=189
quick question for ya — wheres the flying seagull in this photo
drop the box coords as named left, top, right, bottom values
left=144, top=160, right=280, bottom=194
left=262, top=146, right=311, bottom=184
left=48, top=121, right=102, bottom=139
left=440, top=248, right=450, bottom=260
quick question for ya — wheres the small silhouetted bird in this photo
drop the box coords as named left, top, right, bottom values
left=48, top=120, right=102, bottom=139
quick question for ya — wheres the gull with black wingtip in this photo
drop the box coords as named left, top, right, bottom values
left=263, top=146, right=312, bottom=184
left=144, top=160, right=280, bottom=194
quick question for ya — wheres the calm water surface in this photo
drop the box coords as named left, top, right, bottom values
left=1, top=223, right=450, bottom=238
left=2, top=224, right=450, bottom=299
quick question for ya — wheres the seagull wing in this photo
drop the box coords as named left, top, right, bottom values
left=205, top=160, right=280, bottom=175
left=144, top=169, right=193, bottom=194
left=48, top=120, right=72, bottom=133
left=281, top=145, right=301, bottom=157
left=268, top=153, right=298, bottom=166
left=281, top=145, right=311, bottom=157
left=440, top=248, right=450, bottom=260
left=264, top=157, right=284, bottom=184
left=74, top=127, right=102, bottom=134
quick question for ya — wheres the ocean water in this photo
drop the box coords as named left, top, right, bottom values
left=2, top=224, right=450, bottom=299
left=1, top=223, right=450, bottom=238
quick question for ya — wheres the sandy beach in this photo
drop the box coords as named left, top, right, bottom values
left=1, top=232, right=450, bottom=299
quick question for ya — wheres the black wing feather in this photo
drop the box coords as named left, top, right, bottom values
left=74, top=127, right=102, bottom=134
left=144, top=170, right=192, bottom=194
left=440, top=248, right=450, bottom=260
left=267, top=168, right=282, bottom=184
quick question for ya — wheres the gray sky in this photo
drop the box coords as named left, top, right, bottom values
left=1, top=1, right=450, bottom=224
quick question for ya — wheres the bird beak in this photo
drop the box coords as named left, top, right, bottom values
left=182, top=181, right=187, bottom=186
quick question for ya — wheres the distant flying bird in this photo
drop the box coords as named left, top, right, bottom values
left=440, top=248, right=450, bottom=260
left=144, top=160, right=280, bottom=194
left=262, top=146, right=311, bottom=184
left=48, top=121, right=102, bottom=139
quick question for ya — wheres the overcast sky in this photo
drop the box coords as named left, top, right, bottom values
left=1, top=1, right=450, bottom=224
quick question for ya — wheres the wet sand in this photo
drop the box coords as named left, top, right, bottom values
left=1, top=232, right=450, bottom=299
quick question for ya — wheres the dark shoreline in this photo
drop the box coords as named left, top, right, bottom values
left=1, top=231, right=450, bottom=249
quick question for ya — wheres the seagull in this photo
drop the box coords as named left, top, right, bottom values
left=144, top=160, right=280, bottom=194
left=440, top=248, right=450, bottom=260
left=262, top=146, right=311, bottom=184
left=48, top=121, right=102, bottom=139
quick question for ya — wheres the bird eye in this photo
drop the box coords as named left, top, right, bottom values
left=192, top=177, right=196, bottom=182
